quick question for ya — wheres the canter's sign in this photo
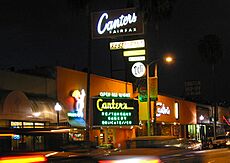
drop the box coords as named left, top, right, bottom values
left=92, top=98, right=139, bottom=126
left=91, top=8, right=144, bottom=39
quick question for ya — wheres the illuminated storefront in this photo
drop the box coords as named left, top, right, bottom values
left=57, top=67, right=137, bottom=148
left=138, top=94, right=197, bottom=138
left=91, top=93, right=139, bottom=148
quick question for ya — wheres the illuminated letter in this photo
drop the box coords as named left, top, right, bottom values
left=96, top=99, right=103, bottom=111
left=97, top=13, right=108, bottom=35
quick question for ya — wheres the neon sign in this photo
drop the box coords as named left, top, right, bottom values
left=92, top=98, right=139, bottom=126
left=96, top=98, right=134, bottom=111
left=67, top=89, right=86, bottom=127
left=99, top=92, right=130, bottom=98
left=156, top=102, right=170, bottom=117
left=71, top=89, right=85, bottom=118
left=92, top=8, right=144, bottom=39
left=97, top=12, right=137, bottom=35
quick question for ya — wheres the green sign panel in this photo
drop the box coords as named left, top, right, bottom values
left=92, top=98, right=139, bottom=126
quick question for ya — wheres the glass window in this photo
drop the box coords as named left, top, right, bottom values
left=23, top=122, right=34, bottom=128
left=35, top=123, right=45, bottom=128
left=10, top=121, right=22, bottom=128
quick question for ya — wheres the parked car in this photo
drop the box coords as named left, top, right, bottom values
left=179, top=139, right=203, bottom=150
left=211, top=135, right=228, bottom=148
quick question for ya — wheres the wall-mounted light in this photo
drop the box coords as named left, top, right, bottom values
left=199, top=115, right=204, bottom=121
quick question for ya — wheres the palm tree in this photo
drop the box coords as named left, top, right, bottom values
left=198, top=34, right=223, bottom=139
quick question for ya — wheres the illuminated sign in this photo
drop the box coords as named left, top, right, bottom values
left=92, top=98, right=139, bottom=126
left=156, top=102, right=170, bottom=117
left=128, top=56, right=145, bottom=62
left=110, top=39, right=145, bottom=50
left=123, top=49, right=146, bottom=57
left=96, top=99, right=134, bottom=111
left=67, top=89, right=86, bottom=127
left=92, top=8, right=144, bottom=39
left=71, top=89, right=86, bottom=118
left=131, top=62, right=146, bottom=78
left=174, top=102, right=179, bottom=120
left=99, top=92, right=130, bottom=98
left=12, top=135, right=20, bottom=140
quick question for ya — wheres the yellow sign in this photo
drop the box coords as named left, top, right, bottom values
left=123, top=49, right=146, bottom=57
left=96, top=98, right=134, bottom=111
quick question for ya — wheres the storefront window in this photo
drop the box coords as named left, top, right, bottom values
left=23, top=122, right=34, bottom=128
left=188, top=125, right=197, bottom=139
left=34, top=123, right=45, bottom=128
left=10, top=121, right=22, bottom=128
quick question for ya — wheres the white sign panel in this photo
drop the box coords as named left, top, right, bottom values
left=110, top=39, right=145, bottom=50
left=92, top=8, right=144, bottom=39
left=128, top=56, right=145, bottom=62
left=131, top=62, right=146, bottom=78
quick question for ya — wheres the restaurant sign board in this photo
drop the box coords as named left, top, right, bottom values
left=92, top=97, right=139, bottom=126
left=91, top=8, right=144, bottom=39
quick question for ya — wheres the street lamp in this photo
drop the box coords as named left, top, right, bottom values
left=54, top=102, right=62, bottom=127
left=146, top=56, right=174, bottom=136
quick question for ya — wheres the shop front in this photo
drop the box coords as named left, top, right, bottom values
left=56, top=67, right=137, bottom=148
left=138, top=94, right=197, bottom=138
left=0, top=90, right=69, bottom=152
left=217, top=106, right=230, bottom=136
left=91, top=94, right=139, bottom=148
left=195, top=104, right=230, bottom=142
left=195, top=104, right=213, bottom=141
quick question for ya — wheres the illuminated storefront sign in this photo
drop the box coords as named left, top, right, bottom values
left=92, top=8, right=144, bottom=39
left=156, top=102, right=170, bottom=117
left=110, top=39, right=145, bottom=50
left=96, top=99, right=134, bottom=111
left=174, top=102, right=179, bottom=120
left=67, top=89, right=86, bottom=127
left=99, top=92, right=130, bottom=98
left=92, top=98, right=139, bottom=126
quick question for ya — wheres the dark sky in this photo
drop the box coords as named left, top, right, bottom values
left=0, top=0, right=230, bottom=103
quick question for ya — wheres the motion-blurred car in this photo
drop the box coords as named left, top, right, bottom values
left=59, top=141, right=119, bottom=159
left=177, top=139, right=203, bottom=150
left=98, top=136, right=230, bottom=163
left=0, top=153, right=47, bottom=163
left=211, top=135, right=230, bottom=148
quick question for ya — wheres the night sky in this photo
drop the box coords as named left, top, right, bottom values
left=0, top=0, right=230, bottom=103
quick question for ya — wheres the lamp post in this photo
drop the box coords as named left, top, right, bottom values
left=146, top=56, right=174, bottom=136
left=54, top=102, right=62, bottom=127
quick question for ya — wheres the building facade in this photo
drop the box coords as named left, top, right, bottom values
left=138, top=94, right=197, bottom=138
left=2, top=67, right=228, bottom=152
left=0, top=69, right=69, bottom=152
